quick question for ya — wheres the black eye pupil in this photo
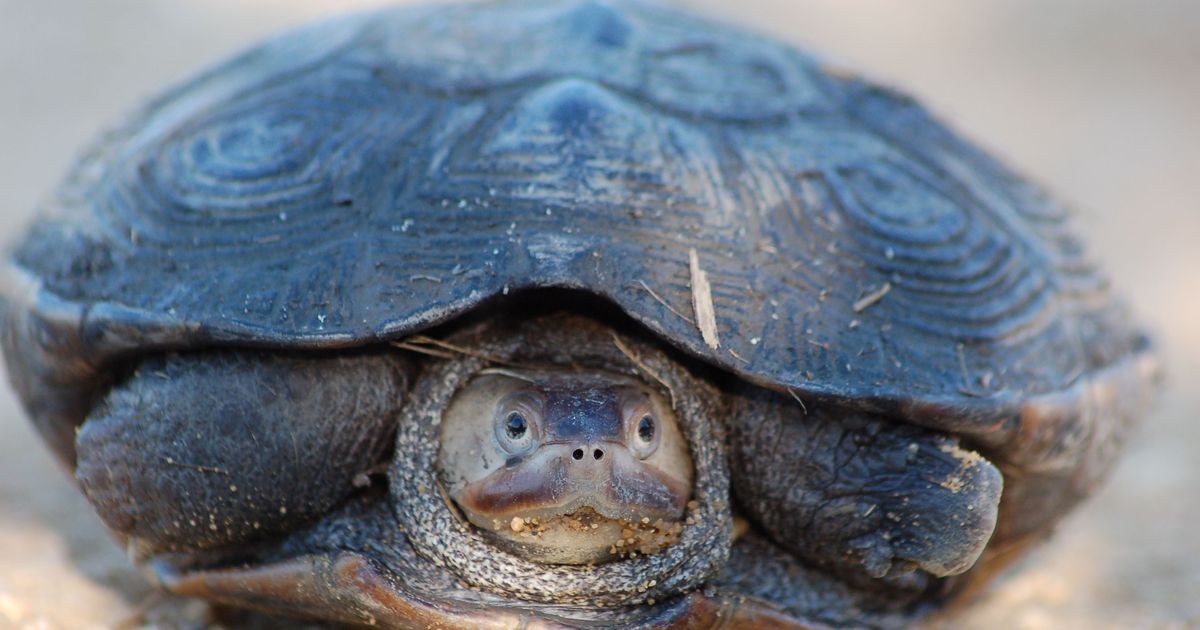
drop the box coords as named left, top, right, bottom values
left=505, top=412, right=527, bottom=438
left=638, top=416, right=655, bottom=442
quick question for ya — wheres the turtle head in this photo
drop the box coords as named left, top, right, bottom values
left=438, top=369, right=693, bottom=564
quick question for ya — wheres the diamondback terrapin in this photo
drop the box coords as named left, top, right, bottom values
left=1, top=1, right=1158, bottom=627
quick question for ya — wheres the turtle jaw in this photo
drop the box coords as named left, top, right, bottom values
left=453, top=441, right=691, bottom=564
left=456, top=441, right=691, bottom=524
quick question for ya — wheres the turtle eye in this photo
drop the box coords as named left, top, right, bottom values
left=637, top=415, right=655, bottom=443
left=494, top=392, right=541, bottom=455
left=623, top=391, right=662, bottom=459
left=505, top=412, right=528, bottom=439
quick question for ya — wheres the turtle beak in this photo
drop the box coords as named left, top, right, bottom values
left=456, top=441, right=689, bottom=523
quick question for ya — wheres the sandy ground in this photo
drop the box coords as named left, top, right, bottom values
left=0, top=1, right=1196, bottom=628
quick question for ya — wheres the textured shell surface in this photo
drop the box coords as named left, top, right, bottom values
left=5, top=0, right=1146, bottom=429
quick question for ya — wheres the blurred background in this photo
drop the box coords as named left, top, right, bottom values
left=0, top=1, right=1196, bottom=628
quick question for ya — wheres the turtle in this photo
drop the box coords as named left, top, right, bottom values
left=0, top=0, right=1159, bottom=628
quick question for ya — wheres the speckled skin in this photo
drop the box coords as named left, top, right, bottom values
left=75, top=350, right=410, bottom=552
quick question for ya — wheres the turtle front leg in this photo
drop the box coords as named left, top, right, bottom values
left=729, top=386, right=1003, bottom=583
left=74, top=350, right=413, bottom=553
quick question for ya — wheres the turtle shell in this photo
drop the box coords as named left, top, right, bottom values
left=2, top=0, right=1154, bottom=468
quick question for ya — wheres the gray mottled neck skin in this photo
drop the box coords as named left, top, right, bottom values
left=389, top=314, right=732, bottom=607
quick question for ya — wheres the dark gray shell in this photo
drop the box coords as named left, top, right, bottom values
left=2, top=0, right=1151, bottom=464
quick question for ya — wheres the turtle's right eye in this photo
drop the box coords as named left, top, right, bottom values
left=505, top=412, right=528, bottom=438
left=494, top=393, right=542, bottom=455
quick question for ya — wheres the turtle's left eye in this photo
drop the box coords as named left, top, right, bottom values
left=637, top=415, right=655, bottom=443
left=623, top=391, right=662, bottom=459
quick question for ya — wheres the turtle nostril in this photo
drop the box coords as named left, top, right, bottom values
left=572, top=448, right=584, bottom=460
left=593, top=448, right=604, bottom=460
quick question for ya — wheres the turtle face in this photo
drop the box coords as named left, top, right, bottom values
left=439, top=370, right=692, bottom=564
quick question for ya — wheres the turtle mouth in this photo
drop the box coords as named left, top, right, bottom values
left=478, top=505, right=687, bottom=565
left=456, top=443, right=691, bottom=524
left=451, top=444, right=691, bottom=564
